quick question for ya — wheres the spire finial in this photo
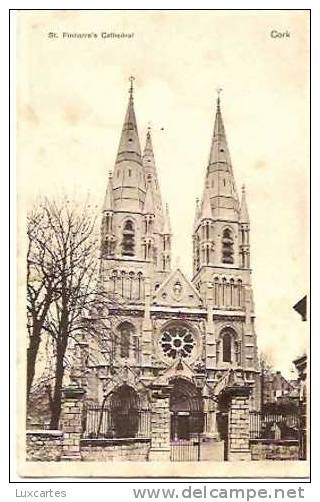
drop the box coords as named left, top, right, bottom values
left=216, top=87, right=223, bottom=106
left=129, top=75, right=135, bottom=99
left=240, top=183, right=249, bottom=223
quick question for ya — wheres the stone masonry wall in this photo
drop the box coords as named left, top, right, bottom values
left=229, top=395, right=250, bottom=452
left=26, top=430, right=63, bottom=461
left=149, top=390, right=171, bottom=461
left=250, top=440, right=300, bottom=461
left=59, top=386, right=85, bottom=461
left=80, top=438, right=150, bottom=461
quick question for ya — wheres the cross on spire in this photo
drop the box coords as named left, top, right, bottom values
left=216, top=87, right=223, bottom=106
left=129, top=75, right=135, bottom=99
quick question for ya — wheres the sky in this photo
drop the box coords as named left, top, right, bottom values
left=17, top=10, right=309, bottom=378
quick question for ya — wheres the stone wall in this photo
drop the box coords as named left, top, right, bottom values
left=250, top=439, right=300, bottom=461
left=80, top=438, right=151, bottom=461
left=149, top=387, right=171, bottom=461
left=26, top=430, right=63, bottom=461
left=60, top=386, right=85, bottom=461
left=222, top=387, right=251, bottom=461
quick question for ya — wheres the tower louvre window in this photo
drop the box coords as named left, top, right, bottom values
left=205, top=222, right=210, bottom=240
left=222, top=331, right=232, bottom=362
left=222, top=228, right=234, bottom=264
left=137, top=272, right=143, bottom=299
left=121, top=220, right=135, bottom=256
left=205, top=244, right=210, bottom=264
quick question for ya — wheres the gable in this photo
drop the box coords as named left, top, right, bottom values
left=152, top=358, right=196, bottom=386
left=153, top=268, right=202, bottom=308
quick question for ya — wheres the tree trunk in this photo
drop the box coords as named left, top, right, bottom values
left=26, top=324, right=42, bottom=401
left=49, top=341, right=67, bottom=429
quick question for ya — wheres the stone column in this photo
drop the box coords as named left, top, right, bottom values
left=149, top=383, right=172, bottom=461
left=204, top=398, right=218, bottom=438
left=205, top=283, right=216, bottom=369
left=142, top=278, right=152, bottom=367
left=59, top=385, right=85, bottom=461
left=220, top=385, right=251, bottom=461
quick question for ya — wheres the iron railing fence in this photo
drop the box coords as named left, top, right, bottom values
left=170, top=437, right=201, bottom=462
left=82, top=406, right=151, bottom=439
left=249, top=411, right=301, bottom=440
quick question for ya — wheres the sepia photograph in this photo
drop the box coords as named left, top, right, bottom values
left=15, top=9, right=309, bottom=478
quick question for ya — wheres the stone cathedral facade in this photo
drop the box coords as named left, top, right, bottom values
left=82, top=80, right=260, bottom=457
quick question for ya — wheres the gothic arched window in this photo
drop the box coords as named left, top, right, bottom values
left=230, top=278, right=235, bottom=306
left=222, top=228, right=234, bottom=264
left=137, top=272, right=143, bottom=299
left=214, top=277, right=220, bottom=306
left=122, top=220, right=135, bottom=256
left=127, top=271, right=135, bottom=300
left=222, top=331, right=232, bottom=362
left=119, top=322, right=134, bottom=358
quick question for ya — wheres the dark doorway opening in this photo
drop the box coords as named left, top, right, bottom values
left=169, top=378, right=204, bottom=440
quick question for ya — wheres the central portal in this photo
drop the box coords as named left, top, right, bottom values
left=169, top=378, right=204, bottom=440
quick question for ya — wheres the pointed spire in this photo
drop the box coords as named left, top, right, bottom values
left=193, top=198, right=201, bottom=230
left=200, top=184, right=213, bottom=221
left=129, top=75, right=135, bottom=100
left=143, top=180, right=154, bottom=214
left=208, top=90, right=232, bottom=171
left=115, top=76, right=142, bottom=165
left=163, top=203, right=171, bottom=234
left=142, top=125, right=165, bottom=228
left=143, top=124, right=154, bottom=159
left=103, top=171, right=113, bottom=211
left=204, top=91, right=239, bottom=220
left=240, top=184, right=250, bottom=223
left=112, top=78, right=146, bottom=212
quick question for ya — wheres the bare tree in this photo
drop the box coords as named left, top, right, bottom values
left=27, top=203, right=62, bottom=400
left=42, top=197, right=103, bottom=428
left=27, top=196, right=104, bottom=427
left=27, top=196, right=141, bottom=430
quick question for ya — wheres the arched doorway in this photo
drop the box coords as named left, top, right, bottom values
left=169, top=378, right=204, bottom=440
left=110, top=385, right=140, bottom=438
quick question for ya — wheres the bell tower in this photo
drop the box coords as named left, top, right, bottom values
left=192, top=93, right=259, bottom=401
left=100, top=78, right=172, bottom=302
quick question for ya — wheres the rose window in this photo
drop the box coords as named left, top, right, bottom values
left=160, top=325, right=196, bottom=360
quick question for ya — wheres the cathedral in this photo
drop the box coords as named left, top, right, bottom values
left=83, top=78, right=260, bottom=456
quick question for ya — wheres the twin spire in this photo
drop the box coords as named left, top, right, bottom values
left=105, top=79, right=249, bottom=228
